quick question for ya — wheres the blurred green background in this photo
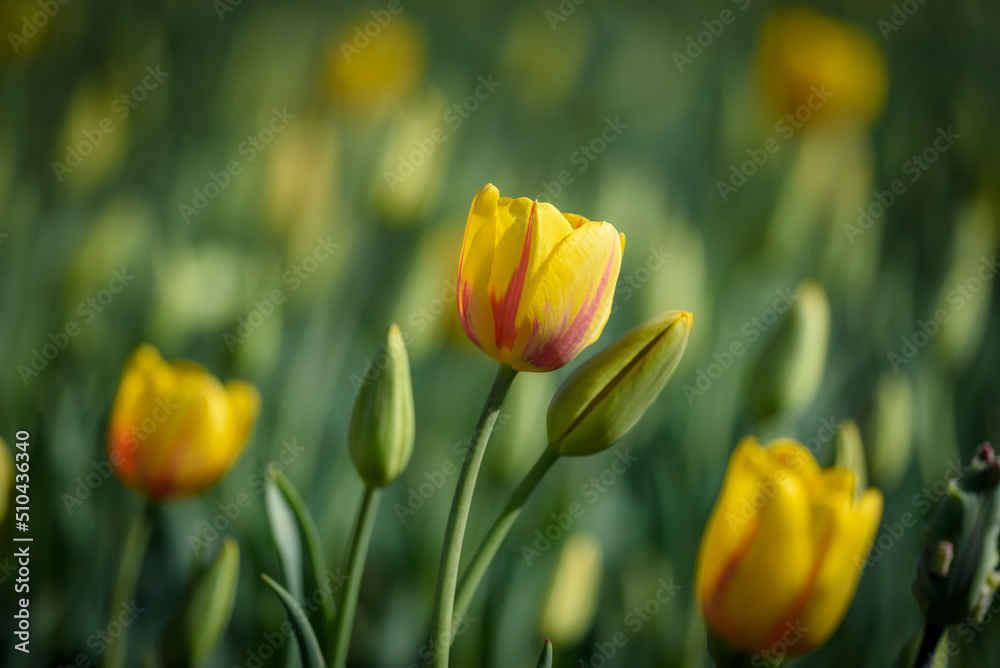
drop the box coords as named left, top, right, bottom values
left=2, top=0, right=999, bottom=665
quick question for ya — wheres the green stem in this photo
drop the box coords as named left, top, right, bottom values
left=105, top=501, right=155, bottom=668
left=451, top=445, right=559, bottom=637
left=426, top=364, right=518, bottom=668
left=329, top=485, right=382, bottom=668
left=707, top=631, right=782, bottom=668
left=911, top=623, right=945, bottom=668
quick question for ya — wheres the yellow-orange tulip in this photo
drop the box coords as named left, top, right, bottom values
left=696, top=437, right=882, bottom=658
left=757, top=9, right=887, bottom=127
left=108, top=345, right=260, bottom=499
left=456, top=184, right=625, bottom=372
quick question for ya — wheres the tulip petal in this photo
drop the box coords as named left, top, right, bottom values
left=781, top=487, right=882, bottom=654
left=698, top=437, right=814, bottom=651
left=511, top=221, right=623, bottom=371
left=458, top=184, right=500, bottom=356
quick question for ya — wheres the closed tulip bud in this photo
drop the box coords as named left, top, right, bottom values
left=547, top=310, right=692, bottom=456
left=868, top=371, right=914, bottom=490
left=108, top=345, right=260, bottom=499
left=457, top=184, right=625, bottom=372
left=835, top=419, right=867, bottom=495
left=748, top=280, right=829, bottom=421
left=913, top=444, right=1000, bottom=626
left=163, top=538, right=241, bottom=668
left=350, top=324, right=415, bottom=487
left=696, top=437, right=883, bottom=660
left=538, top=532, right=602, bottom=646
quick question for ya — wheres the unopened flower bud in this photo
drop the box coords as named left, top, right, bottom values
left=547, top=310, right=692, bottom=456
left=913, top=443, right=1000, bottom=625
left=349, top=324, right=415, bottom=487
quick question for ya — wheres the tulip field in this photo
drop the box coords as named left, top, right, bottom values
left=1, top=0, right=999, bottom=667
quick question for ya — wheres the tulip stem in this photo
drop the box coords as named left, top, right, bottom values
left=426, top=364, right=518, bottom=668
left=105, top=500, right=155, bottom=668
left=329, top=484, right=382, bottom=668
left=451, top=445, right=560, bottom=637
left=911, top=623, right=945, bottom=668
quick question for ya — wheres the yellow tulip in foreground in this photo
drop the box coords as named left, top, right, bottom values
left=457, top=183, right=625, bottom=372
left=108, top=344, right=260, bottom=499
left=696, top=437, right=882, bottom=661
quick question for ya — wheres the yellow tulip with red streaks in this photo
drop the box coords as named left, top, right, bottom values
left=108, top=344, right=260, bottom=499
left=456, top=183, right=625, bottom=372
left=696, top=436, right=882, bottom=657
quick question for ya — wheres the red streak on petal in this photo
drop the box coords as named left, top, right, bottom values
left=492, top=202, right=535, bottom=353
left=458, top=280, right=480, bottom=346
left=525, top=249, right=616, bottom=370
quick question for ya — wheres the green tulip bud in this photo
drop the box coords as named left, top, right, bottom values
left=162, top=538, right=241, bottom=668
left=547, top=310, right=692, bottom=457
left=835, top=419, right=867, bottom=494
left=350, top=324, right=415, bottom=487
left=868, top=371, right=914, bottom=490
left=748, top=280, right=830, bottom=420
left=913, top=444, right=1000, bottom=626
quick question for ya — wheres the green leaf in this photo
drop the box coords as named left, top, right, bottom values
left=266, top=476, right=304, bottom=602
left=274, top=471, right=333, bottom=627
left=535, top=638, right=553, bottom=668
left=162, top=538, right=241, bottom=668
left=261, top=573, right=328, bottom=668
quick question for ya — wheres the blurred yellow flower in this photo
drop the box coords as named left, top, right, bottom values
left=696, top=437, right=882, bottom=658
left=538, top=532, right=603, bottom=646
left=457, top=184, right=625, bottom=372
left=327, top=13, right=426, bottom=114
left=108, top=344, right=260, bottom=499
left=757, top=8, right=887, bottom=127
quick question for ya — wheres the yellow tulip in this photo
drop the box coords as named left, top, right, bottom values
left=456, top=184, right=625, bottom=372
left=108, top=344, right=260, bottom=499
left=696, top=437, right=882, bottom=658
left=757, top=9, right=887, bottom=127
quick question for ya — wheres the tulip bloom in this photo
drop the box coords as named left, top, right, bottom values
left=696, top=437, right=882, bottom=658
left=457, top=184, right=625, bottom=372
left=108, top=344, right=260, bottom=499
